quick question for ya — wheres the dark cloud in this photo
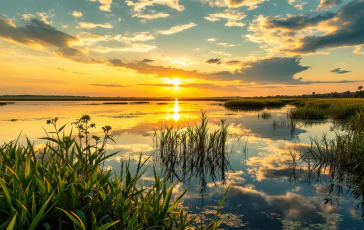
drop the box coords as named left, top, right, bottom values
left=141, top=59, right=154, bottom=63
left=90, top=84, right=128, bottom=87
left=109, top=57, right=359, bottom=85
left=225, top=60, right=241, bottom=66
left=292, top=0, right=364, bottom=53
left=330, top=67, right=351, bottom=74
left=0, top=18, right=78, bottom=48
left=206, top=58, right=221, bottom=64
left=265, top=13, right=335, bottom=30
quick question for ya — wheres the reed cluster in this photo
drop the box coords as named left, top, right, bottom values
left=153, top=112, right=231, bottom=192
left=289, top=99, right=364, bottom=120
left=300, top=112, right=364, bottom=215
left=0, top=115, right=224, bottom=229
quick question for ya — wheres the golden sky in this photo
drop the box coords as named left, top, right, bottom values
left=1, top=0, right=364, bottom=96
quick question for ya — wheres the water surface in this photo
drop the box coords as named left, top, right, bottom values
left=1, top=101, right=363, bottom=229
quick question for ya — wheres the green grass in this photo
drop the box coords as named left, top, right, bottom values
left=224, top=99, right=267, bottom=109
left=0, top=115, right=226, bottom=229
left=300, top=112, right=364, bottom=212
left=289, top=99, right=364, bottom=120
left=264, top=100, right=284, bottom=107
left=289, top=107, right=326, bottom=120
left=153, top=111, right=231, bottom=192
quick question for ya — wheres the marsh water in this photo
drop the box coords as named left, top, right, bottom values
left=1, top=101, right=363, bottom=229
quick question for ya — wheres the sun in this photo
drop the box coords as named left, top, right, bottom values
left=167, top=78, right=181, bottom=90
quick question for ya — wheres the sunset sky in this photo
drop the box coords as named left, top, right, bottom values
left=1, top=0, right=364, bottom=97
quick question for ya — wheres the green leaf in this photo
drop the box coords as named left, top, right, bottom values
left=6, top=214, right=17, bottom=230
left=0, top=178, right=12, bottom=209
left=28, top=193, right=54, bottom=230
left=57, top=208, right=86, bottom=230
left=95, top=220, right=120, bottom=230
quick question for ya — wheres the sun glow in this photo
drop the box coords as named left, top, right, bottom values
left=167, top=77, right=181, bottom=90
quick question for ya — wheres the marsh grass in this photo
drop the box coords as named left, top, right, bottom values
left=289, top=99, right=364, bottom=120
left=224, top=99, right=266, bottom=109
left=153, top=111, right=235, bottom=192
left=0, top=115, right=226, bottom=229
left=300, top=112, right=364, bottom=217
left=265, top=100, right=284, bottom=108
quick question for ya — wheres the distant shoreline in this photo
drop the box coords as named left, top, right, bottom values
left=0, top=96, right=232, bottom=102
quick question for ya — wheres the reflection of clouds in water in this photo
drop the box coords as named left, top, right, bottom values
left=105, top=144, right=153, bottom=163
left=246, top=141, right=309, bottom=182
left=207, top=170, right=245, bottom=188
left=217, top=185, right=338, bottom=225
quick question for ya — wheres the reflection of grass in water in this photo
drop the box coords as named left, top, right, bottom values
left=0, top=115, right=225, bottom=229
left=103, top=102, right=128, bottom=104
left=258, top=111, right=272, bottom=119
left=0, top=102, right=15, bottom=106
left=153, top=111, right=233, bottom=192
left=300, top=112, right=364, bottom=218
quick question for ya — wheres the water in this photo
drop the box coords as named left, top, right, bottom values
left=1, top=100, right=363, bottom=229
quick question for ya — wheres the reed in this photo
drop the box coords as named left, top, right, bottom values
left=153, top=111, right=231, bottom=192
left=300, top=112, right=364, bottom=216
left=0, top=115, right=225, bottom=229
left=258, top=111, right=272, bottom=119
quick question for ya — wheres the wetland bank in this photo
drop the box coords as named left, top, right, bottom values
left=1, top=98, right=364, bottom=229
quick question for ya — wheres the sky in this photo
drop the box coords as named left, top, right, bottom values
left=1, top=0, right=364, bottom=97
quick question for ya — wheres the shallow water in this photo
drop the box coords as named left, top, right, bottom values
left=1, top=101, right=363, bottom=229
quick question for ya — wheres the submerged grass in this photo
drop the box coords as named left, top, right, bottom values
left=0, top=115, right=226, bottom=229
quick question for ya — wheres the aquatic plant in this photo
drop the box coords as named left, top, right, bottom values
left=289, top=107, right=326, bottom=120
left=300, top=112, right=364, bottom=217
left=153, top=111, right=232, bottom=192
left=224, top=99, right=266, bottom=109
left=0, top=115, right=226, bottom=229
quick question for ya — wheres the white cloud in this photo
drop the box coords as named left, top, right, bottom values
left=205, top=10, right=246, bottom=27
left=94, top=44, right=157, bottom=52
left=22, top=14, right=34, bottom=20
left=91, top=0, right=113, bottom=12
left=126, top=0, right=184, bottom=21
left=207, top=38, right=217, bottom=42
left=115, top=32, right=155, bottom=42
left=78, top=22, right=113, bottom=29
left=288, top=0, right=308, bottom=10
left=217, top=42, right=241, bottom=47
left=211, top=50, right=231, bottom=56
left=72, top=11, right=83, bottom=18
left=201, top=0, right=266, bottom=10
left=159, top=22, right=197, bottom=35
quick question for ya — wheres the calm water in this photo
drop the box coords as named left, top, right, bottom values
left=1, top=101, right=363, bottom=229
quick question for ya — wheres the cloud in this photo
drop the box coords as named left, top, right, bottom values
left=330, top=67, right=350, bottom=74
left=57, top=68, right=89, bottom=75
left=141, top=58, right=154, bottom=63
left=201, top=0, right=266, bottom=10
left=72, top=11, right=83, bottom=18
left=126, top=0, right=184, bottom=21
left=158, top=22, right=196, bottom=35
left=207, top=38, right=217, bottom=42
left=131, top=12, right=170, bottom=20
left=217, top=42, right=241, bottom=47
left=247, top=0, right=364, bottom=55
left=139, top=83, right=243, bottom=91
left=94, top=44, right=157, bottom=52
left=115, top=32, right=155, bottom=42
left=90, top=84, right=127, bottom=87
left=317, top=0, right=342, bottom=10
left=211, top=50, right=231, bottom=56
left=22, top=14, right=34, bottom=20
left=205, top=9, right=246, bottom=27
left=37, top=11, right=55, bottom=24
left=288, top=0, right=308, bottom=10
left=206, top=58, right=221, bottom=64
left=78, top=22, right=113, bottom=29
left=0, top=18, right=79, bottom=48
left=91, top=0, right=113, bottom=12
left=225, top=60, right=241, bottom=66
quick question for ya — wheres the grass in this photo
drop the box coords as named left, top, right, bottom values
left=153, top=111, right=231, bottom=192
left=103, top=102, right=128, bottom=105
left=300, top=112, right=364, bottom=216
left=264, top=100, right=284, bottom=108
left=0, top=115, right=226, bottom=229
left=224, top=99, right=267, bottom=109
left=289, top=99, right=364, bottom=120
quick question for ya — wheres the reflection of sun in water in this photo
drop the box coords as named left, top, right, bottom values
left=173, top=99, right=180, bottom=121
